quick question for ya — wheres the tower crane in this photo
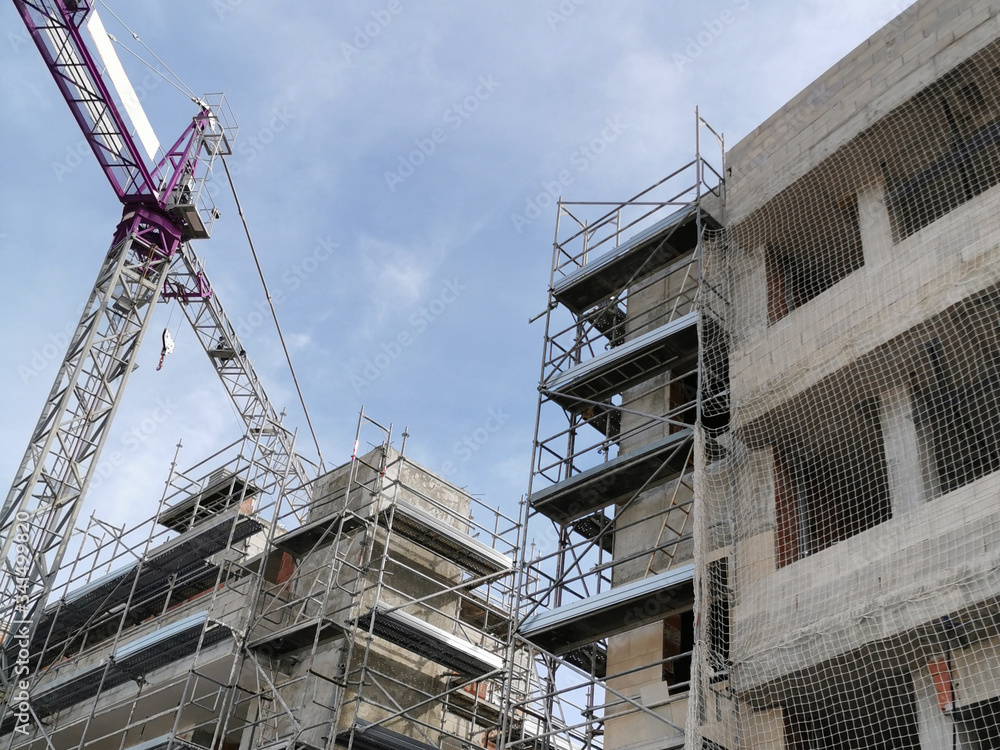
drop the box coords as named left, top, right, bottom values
left=0, top=0, right=313, bottom=706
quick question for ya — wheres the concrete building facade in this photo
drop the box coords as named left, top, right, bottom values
left=515, top=3, right=1000, bottom=749
left=11, top=3, right=1000, bottom=750
left=696, top=0, right=1000, bottom=747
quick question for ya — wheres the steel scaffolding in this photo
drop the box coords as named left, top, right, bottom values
left=1, top=411, right=522, bottom=750
left=504, top=113, right=726, bottom=750
left=0, top=423, right=311, bottom=750
left=238, top=410, right=522, bottom=750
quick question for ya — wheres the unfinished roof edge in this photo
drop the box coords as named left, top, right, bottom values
left=726, top=0, right=1000, bottom=223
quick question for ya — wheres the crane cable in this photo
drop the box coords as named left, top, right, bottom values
left=97, top=1, right=199, bottom=101
left=95, top=3, right=325, bottom=472
left=221, top=158, right=327, bottom=473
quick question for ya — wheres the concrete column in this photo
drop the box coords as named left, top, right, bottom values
left=858, top=181, right=894, bottom=267
left=880, top=385, right=925, bottom=515
left=729, top=245, right=770, bottom=344
left=733, top=447, right=777, bottom=599
left=913, top=663, right=953, bottom=750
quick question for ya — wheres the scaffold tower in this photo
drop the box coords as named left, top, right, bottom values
left=504, top=113, right=726, bottom=750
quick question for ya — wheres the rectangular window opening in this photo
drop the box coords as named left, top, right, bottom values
left=663, top=608, right=694, bottom=693
left=707, top=557, right=731, bottom=676
left=774, top=421, right=890, bottom=568
left=885, top=56, right=1000, bottom=242
left=766, top=200, right=863, bottom=325
left=913, top=335, right=1000, bottom=496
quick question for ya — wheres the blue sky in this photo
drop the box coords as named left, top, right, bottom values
left=0, top=0, right=909, bottom=545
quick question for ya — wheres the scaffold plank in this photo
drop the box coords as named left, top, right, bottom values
left=357, top=604, right=504, bottom=678
left=23, top=512, right=261, bottom=662
left=125, top=735, right=202, bottom=750
left=273, top=511, right=365, bottom=556
left=459, top=592, right=511, bottom=635
left=518, top=564, right=694, bottom=654
left=248, top=617, right=345, bottom=655
left=157, top=471, right=261, bottom=531
left=336, top=720, right=439, bottom=750
left=569, top=513, right=615, bottom=552
left=530, top=429, right=693, bottom=524
left=552, top=205, right=717, bottom=314
left=544, top=313, right=698, bottom=410
left=112, top=611, right=232, bottom=672
left=389, top=499, right=513, bottom=578
left=563, top=642, right=608, bottom=679
left=16, top=611, right=231, bottom=727
left=30, top=662, right=120, bottom=717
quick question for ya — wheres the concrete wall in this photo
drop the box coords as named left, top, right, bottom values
left=605, top=618, right=687, bottom=750
left=732, top=467, right=1000, bottom=693
left=273, top=450, right=486, bottom=750
left=726, top=0, right=1000, bottom=226
left=730, top=179, right=1000, bottom=426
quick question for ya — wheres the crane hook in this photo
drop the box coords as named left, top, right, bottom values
left=157, top=328, right=175, bottom=371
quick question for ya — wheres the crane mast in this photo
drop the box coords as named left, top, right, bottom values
left=0, top=0, right=311, bottom=704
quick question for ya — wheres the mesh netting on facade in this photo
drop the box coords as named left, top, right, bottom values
left=693, top=9, right=1000, bottom=748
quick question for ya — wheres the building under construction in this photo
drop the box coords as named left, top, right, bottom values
left=510, top=0, right=1000, bottom=748
left=696, top=0, right=1000, bottom=745
left=0, top=413, right=519, bottom=750
left=9, top=0, right=1000, bottom=749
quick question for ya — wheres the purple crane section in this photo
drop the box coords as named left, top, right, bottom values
left=13, top=0, right=233, bottom=238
